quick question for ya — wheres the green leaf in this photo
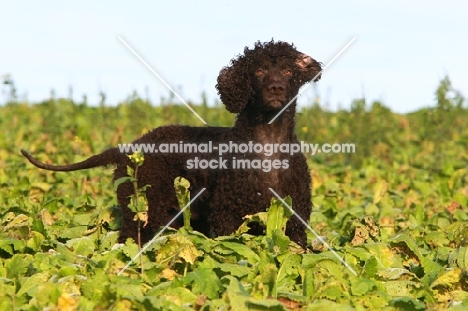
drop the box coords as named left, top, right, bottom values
left=163, top=287, right=198, bottom=306
left=183, top=268, right=221, bottom=299
left=259, top=263, right=277, bottom=297
left=377, top=268, right=412, bottom=280
left=58, top=226, right=88, bottom=239
left=33, top=282, right=61, bottom=307
left=364, top=203, right=379, bottom=215
left=56, top=242, right=77, bottom=262
left=0, top=244, right=13, bottom=256
left=113, top=176, right=133, bottom=191
left=350, top=278, right=376, bottom=296
left=0, top=239, right=20, bottom=255
left=80, top=269, right=110, bottom=300
left=220, top=242, right=260, bottom=264
left=58, top=265, right=78, bottom=277
left=302, top=267, right=315, bottom=298
left=412, top=181, right=432, bottom=197
left=72, top=212, right=95, bottom=226
left=392, top=233, right=441, bottom=274
left=383, top=280, right=414, bottom=296
left=425, top=231, right=450, bottom=247
left=223, top=276, right=250, bottom=310
left=271, top=229, right=290, bottom=252
left=455, top=247, right=468, bottom=268
left=113, top=283, right=144, bottom=299
left=266, top=197, right=293, bottom=237
left=247, top=299, right=286, bottom=310
left=363, top=256, right=379, bottom=278
left=66, top=237, right=96, bottom=256
left=216, top=263, right=251, bottom=278
left=346, top=247, right=372, bottom=261
left=414, top=204, right=425, bottom=225
left=306, top=301, right=355, bottom=310
left=389, top=297, right=426, bottom=310
left=364, top=243, right=395, bottom=269
left=26, top=231, right=45, bottom=250
left=319, top=285, right=346, bottom=300
left=276, top=253, right=301, bottom=289
left=6, top=254, right=31, bottom=279
left=16, top=272, right=49, bottom=296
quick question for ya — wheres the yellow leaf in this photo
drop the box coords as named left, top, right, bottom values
left=373, top=180, right=388, bottom=204
left=40, top=209, right=54, bottom=226
left=4, top=214, right=29, bottom=231
left=311, top=170, right=322, bottom=190
left=179, top=244, right=203, bottom=265
left=431, top=268, right=462, bottom=289
left=114, top=299, right=133, bottom=311
left=161, top=268, right=177, bottom=280
left=56, top=293, right=78, bottom=311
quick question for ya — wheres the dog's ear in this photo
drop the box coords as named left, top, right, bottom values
left=216, top=58, right=253, bottom=113
left=295, top=52, right=322, bottom=83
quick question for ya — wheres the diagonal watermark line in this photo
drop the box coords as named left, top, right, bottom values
left=268, top=188, right=358, bottom=276
left=268, top=37, right=356, bottom=124
left=117, top=188, right=206, bottom=276
left=118, top=36, right=207, bottom=125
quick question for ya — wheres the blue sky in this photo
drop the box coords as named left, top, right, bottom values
left=1, top=1, right=467, bottom=113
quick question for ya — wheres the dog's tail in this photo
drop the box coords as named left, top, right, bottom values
left=21, top=148, right=119, bottom=172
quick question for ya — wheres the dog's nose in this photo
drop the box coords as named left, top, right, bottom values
left=268, top=82, right=285, bottom=95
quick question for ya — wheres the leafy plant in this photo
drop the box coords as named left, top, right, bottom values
left=1, top=76, right=468, bottom=309
left=114, top=151, right=149, bottom=274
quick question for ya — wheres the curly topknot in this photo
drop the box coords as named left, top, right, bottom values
left=216, top=40, right=322, bottom=113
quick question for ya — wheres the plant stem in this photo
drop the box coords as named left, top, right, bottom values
left=132, top=165, right=144, bottom=275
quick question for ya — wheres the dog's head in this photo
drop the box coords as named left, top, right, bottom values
left=216, top=40, right=322, bottom=113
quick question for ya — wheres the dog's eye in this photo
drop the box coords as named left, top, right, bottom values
left=284, top=69, right=292, bottom=75
left=256, top=69, right=264, bottom=75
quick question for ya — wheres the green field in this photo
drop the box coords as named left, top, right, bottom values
left=0, top=77, right=467, bottom=310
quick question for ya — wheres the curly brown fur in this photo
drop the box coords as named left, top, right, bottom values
left=22, top=40, right=322, bottom=248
